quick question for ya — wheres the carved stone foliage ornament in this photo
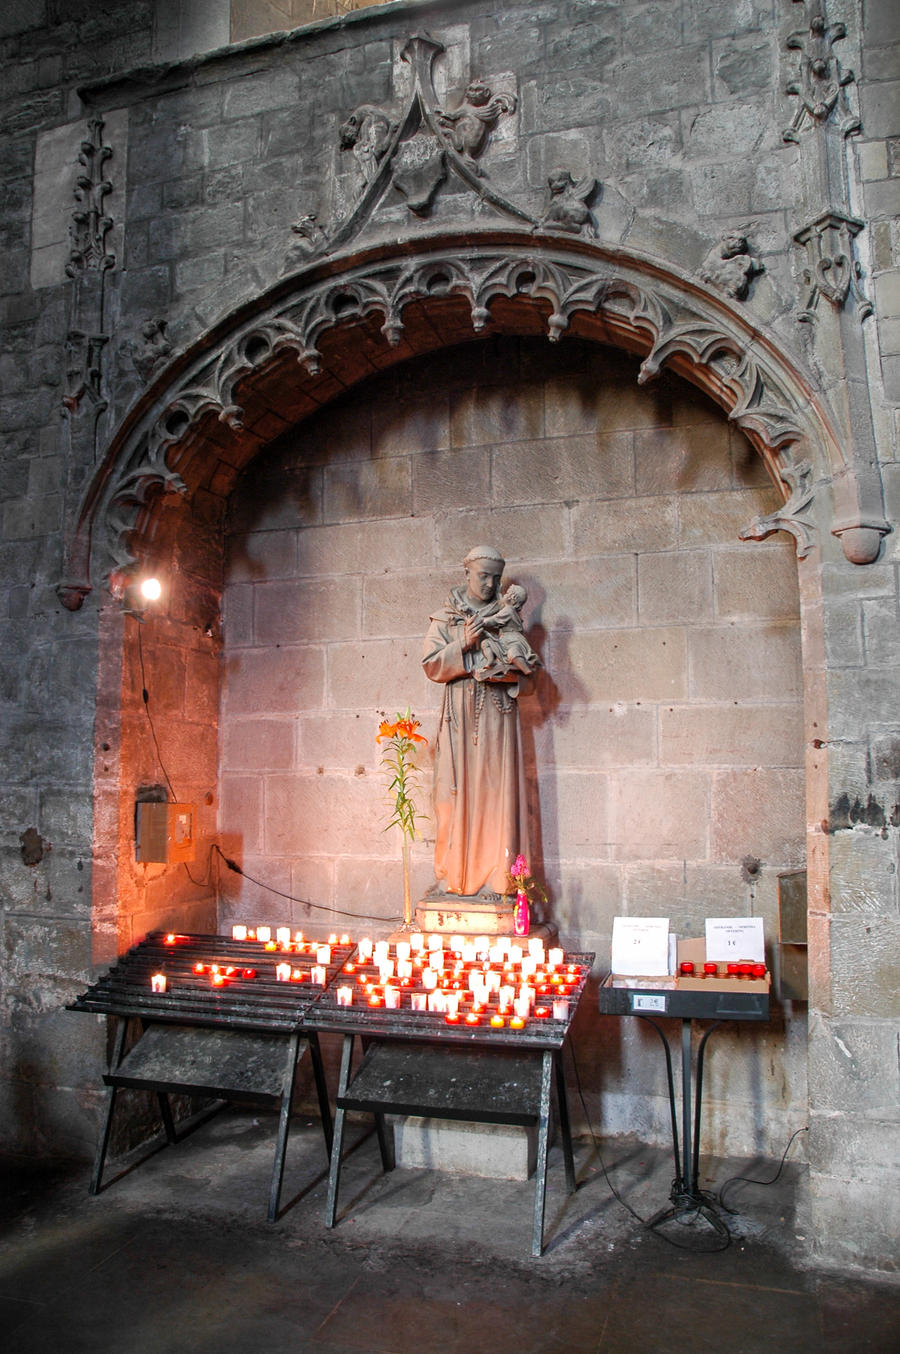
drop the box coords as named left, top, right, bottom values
left=783, top=0, right=860, bottom=143
left=699, top=230, right=764, bottom=302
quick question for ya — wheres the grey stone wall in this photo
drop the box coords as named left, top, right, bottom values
left=0, top=0, right=897, bottom=1271
left=220, top=335, right=809, bottom=1157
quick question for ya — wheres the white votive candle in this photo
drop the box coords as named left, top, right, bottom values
left=395, top=940, right=411, bottom=963
left=410, top=992, right=427, bottom=1012
left=384, top=985, right=401, bottom=1010
left=231, top=924, right=247, bottom=941
left=422, top=968, right=438, bottom=991
left=311, top=964, right=327, bottom=984
left=427, top=990, right=445, bottom=1013
left=358, top=937, right=374, bottom=961
left=410, top=932, right=426, bottom=953
left=397, top=959, right=413, bottom=981
left=276, top=926, right=291, bottom=946
left=336, top=986, right=353, bottom=1007
left=499, top=984, right=516, bottom=1009
left=316, top=945, right=331, bottom=965
left=427, top=934, right=443, bottom=951
left=378, top=959, right=395, bottom=982
left=513, top=995, right=530, bottom=1019
left=428, top=949, right=445, bottom=972
left=528, top=937, right=545, bottom=959
left=548, top=947, right=564, bottom=969
left=275, top=962, right=291, bottom=982
left=488, top=944, right=505, bottom=965
left=150, top=973, right=167, bottom=993
left=552, top=998, right=569, bottom=1021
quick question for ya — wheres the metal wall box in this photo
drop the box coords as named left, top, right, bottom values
left=135, top=801, right=196, bottom=863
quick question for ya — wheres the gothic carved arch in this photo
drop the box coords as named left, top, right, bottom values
left=58, top=230, right=890, bottom=610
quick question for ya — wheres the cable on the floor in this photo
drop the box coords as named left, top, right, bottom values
left=717, top=1125, right=809, bottom=1213
left=567, top=1041, right=729, bottom=1251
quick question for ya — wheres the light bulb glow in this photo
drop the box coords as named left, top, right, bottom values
left=139, top=577, right=162, bottom=601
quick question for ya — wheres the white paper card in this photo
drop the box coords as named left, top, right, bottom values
left=705, top=917, right=765, bottom=963
left=611, top=917, right=670, bottom=976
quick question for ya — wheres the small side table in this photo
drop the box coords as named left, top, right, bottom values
left=597, top=980, right=770, bottom=1231
left=324, top=1036, right=575, bottom=1257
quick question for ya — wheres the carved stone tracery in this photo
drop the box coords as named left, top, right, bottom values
left=60, top=227, right=890, bottom=610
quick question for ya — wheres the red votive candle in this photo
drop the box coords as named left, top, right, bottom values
left=679, top=961, right=695, bottom=976
left=752, top=963, right=767, bottom=978
left=727, top=963, right=740, bottom=977
left=703, top=962, right=718, bottom=976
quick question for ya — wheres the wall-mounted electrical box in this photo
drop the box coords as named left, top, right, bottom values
left=135, top=801, right=196, bottom=863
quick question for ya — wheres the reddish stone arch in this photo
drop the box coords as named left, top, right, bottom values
left=60, top=230, right=889, bottom=612
left=71, top=230, right=878, bottom=968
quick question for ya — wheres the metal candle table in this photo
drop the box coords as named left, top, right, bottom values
left=597, top=977, right=770, bottom=1233
left=69, top=931, right=348, bottom=1221
left=312, top=953, right=593, bottom=1257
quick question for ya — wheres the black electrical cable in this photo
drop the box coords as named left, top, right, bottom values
left=717, top=1125, right=809, bottom=1213
left=211, top=844, right=408, bottom=924
left=570, top=1043, right=728, bottom=1250
left=136, top=622, right=177, bottom=802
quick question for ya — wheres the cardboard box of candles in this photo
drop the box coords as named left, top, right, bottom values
left=675, top=937, right=770, bottom=993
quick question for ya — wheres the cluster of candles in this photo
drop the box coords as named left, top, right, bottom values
left=148, top=929, right=585, bottom=1030
left=331, top=932, right=581, bottom=1029
left=679, top=959, right=767, bottom=979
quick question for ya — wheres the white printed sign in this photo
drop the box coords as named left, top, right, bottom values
left=611, top=917, right=671, bottom=977
left=704, top=917, right=765, bottom=963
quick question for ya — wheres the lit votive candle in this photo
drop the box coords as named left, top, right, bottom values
left=520, top=956, right=538, bottom=979
left=528, top=938, right=545, bottom=959
left=311, top=964, right=327, bottom=984
left=291, top=968, right=306, bottom=982
left=422, top=968, right=438, bottom=991
left=444, top=1012, right=461, bottom=1025
left=450, top=934, right=465, bottom=952
left=211, top=972, right=226, bottom=987
left=378, top=959, right=395, bottom=983
left=410, top=992, right=428, bottom=1012
left=488, top=944, right=505, bottom=966
left=150, top=973, right=167, bottom=993
left=358, top=937, right=374, bottom=961
left=490, top=1014, right=505, bottom=1029
left=316, top=945, right=332, bottom=965
left=164, top=934, right=177, bottom=945
left=232, top=924, right=248, bottom=941
left=256, top=926, right=271, bottom=943
left=336, top=986, right=353, bottom=1007
left=445, top=992, right=460, bottom=1018
left=384, top=985, right=401, bottom=1010
left=264, top=940, right=277, bottom=952
left=461, top=943, right=478, bottom=964
left=275, top=962, right=292, bottom=981
left=410, top=932, right=426, bottom=953
left=276, top=926, right=291, bottom=947
left=428, top=950, right=445, bottom=972
left=427, top=934, right=443, bottom=951
left=509, top=1016, right=526, bottom=1030
left=513, top=995, right=531, bottom=1020
left=509, top=944, right=524, bottom=965
left=374, top=940, right=390, bottom=964
left=397, top=959, right=413, bottom=981
left=465, top=1012, right=481, bottom=1026
left=534, top=1006, right=551, bottom=1019
left=328, top=933, right=338, bottom=944
left=552, top=998, right=569, bottom=1021
left=548, top=947, right=564, bottom=969
left=427, top=990, right=445, bottom=1013
left=395, top=940, right=411, bottom=963
left=193, top=961, right=206, bottom=974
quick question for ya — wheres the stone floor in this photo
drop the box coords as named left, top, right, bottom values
left=1, top=1108, right=897, bottom=1354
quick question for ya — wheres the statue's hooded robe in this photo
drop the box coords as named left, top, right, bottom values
left=423, top=584, right=533, bottom=897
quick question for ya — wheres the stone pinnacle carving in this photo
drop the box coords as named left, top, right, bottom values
left=783, top=0, right=860, bottom=143
left=66, top=116, right=115, bottom=276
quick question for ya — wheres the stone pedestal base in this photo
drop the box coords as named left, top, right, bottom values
left=393, top=1116, right=537, bottom=1180
left=414, top=895, right=557, bottom=945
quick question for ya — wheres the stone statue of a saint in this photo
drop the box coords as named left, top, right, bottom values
left=422, top=546, right=541, bottom=901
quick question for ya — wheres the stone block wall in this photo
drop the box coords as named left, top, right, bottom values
left=220, top=335, right=809, bottom=1156
left=0, top=0, right=897, bottom=1272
